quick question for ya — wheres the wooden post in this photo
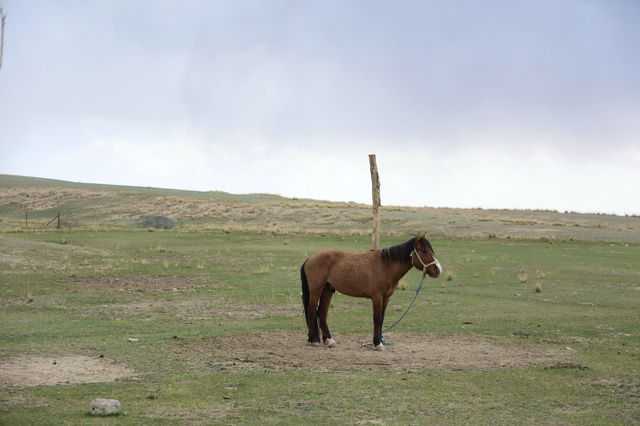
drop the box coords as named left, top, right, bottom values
left=25, top=210, right=28, bottom=229
left=369, top=154, right=381, bottom=250
left=57, top=212, right=61, bottom=229
left=0, top=9, right=6, bottom=71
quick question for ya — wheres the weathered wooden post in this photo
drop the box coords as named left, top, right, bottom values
left=369, top=154, right=381, bottom=250
left=0, top=9, right=6, bottom=71
left=57, top=212, right=61, bottom=229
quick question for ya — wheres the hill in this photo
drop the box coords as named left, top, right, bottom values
left=1, top=174, right=639, bottom=243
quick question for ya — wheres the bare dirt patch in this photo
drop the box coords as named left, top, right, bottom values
left=71, top=275, right=207, bottom=293
left=0, top=355, right=137, bottom=389
left=83, top=299, right=300, bottom=321
left=177, top=331, right=568, bottom=373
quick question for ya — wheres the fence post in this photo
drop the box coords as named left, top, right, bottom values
left=369, top=154, right=381, bottom=250
left=57, top=212, right=60, bottom=229
left=0, top=9, right=6, bottom=71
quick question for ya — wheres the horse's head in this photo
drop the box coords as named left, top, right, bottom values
left=411, top=233, right=442, bottom=278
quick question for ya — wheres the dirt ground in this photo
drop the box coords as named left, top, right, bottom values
left=177, top=330, right=569, bottom=373
left=70, top=274, right=208, bottom=293
left=0, top=333, right=569, bottom=392
left=0, top=355, right=137, bottom=389
left=0, top=332, right=568, bottom=389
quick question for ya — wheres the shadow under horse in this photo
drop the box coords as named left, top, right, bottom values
left=300, top=233, right=442, bottom=350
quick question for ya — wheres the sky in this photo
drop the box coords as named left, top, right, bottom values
left=1, top=0, right=639, bottom=215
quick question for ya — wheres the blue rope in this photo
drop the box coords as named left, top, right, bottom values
left=379, top=273, right=426, bottom=346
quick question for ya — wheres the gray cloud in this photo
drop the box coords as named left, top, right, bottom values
left=1, top=0, right=639, bottom=213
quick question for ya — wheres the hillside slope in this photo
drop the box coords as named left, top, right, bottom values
left=1, top=174, right=639, bottom=242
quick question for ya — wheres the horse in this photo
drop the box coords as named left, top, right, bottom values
left=300, top=233, right=442, bottom=351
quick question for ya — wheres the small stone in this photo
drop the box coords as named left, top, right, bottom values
left=89, top=398, right=121, bottom=416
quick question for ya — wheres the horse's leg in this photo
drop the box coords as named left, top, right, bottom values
left=318, top=285, right=336, bottom=348
left=381, top=295, right=390, bottom=329
left=306, top=291, right=322, bottom=346
left=372, top=294, right=385, bottom=350
left=380, top=295, right=391, bottom=344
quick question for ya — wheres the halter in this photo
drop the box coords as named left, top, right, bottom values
left=410, top=248, right=442, bottom=278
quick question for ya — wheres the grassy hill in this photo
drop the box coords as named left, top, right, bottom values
left=1, top=174, right=639, bottom=243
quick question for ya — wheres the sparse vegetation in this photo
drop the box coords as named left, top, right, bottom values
left=397, top=278, right=407, bottom=290
left=1, top=175, right=639, bottom=424
left=2, top=175, right=640, bottom=243
left=140, top=215, right=174, bottom=229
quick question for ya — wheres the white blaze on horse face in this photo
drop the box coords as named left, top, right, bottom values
left=435, top=258, right=442, bottom=276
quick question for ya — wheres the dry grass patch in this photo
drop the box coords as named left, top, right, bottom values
left=0, top=187, right=113, bottom=211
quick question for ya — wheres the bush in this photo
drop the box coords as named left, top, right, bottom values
left=140, top=216, right=174, bottom=229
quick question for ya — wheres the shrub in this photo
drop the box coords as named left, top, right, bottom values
left=140, top=216, right=174, bottom=229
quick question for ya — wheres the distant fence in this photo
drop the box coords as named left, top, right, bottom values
left=24, top=211, right=62, bottom=229
left=46, top=212, right=61, bottom=229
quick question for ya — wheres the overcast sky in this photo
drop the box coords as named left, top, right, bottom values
left=1, top=1, right=639, bottom=215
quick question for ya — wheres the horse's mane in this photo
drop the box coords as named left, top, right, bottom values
left=380, top=237, right=434, bottom=263
left=380, top=238, right=415, bottom=263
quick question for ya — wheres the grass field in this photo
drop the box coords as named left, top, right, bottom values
left=1, top=175, right=639, bottom=424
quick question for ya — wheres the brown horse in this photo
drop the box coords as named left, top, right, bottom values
left=300, top=233, right=441, bottom=350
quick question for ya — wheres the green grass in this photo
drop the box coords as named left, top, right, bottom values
left=1, top=229, right=639, bottom=424
left=1, top=175, right=639, bottom=423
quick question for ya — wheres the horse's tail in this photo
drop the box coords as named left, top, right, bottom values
left=300, top=260, right=310, bottom=325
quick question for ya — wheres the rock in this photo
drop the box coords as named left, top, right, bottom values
left=89, top=399, right=121, bottom=416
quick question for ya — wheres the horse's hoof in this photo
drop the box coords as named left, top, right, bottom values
left=324, top=338, right=337, bottom=348
left=310, top=341, right=321, bottom=347
left=375, top=343, right=386, bottom=351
